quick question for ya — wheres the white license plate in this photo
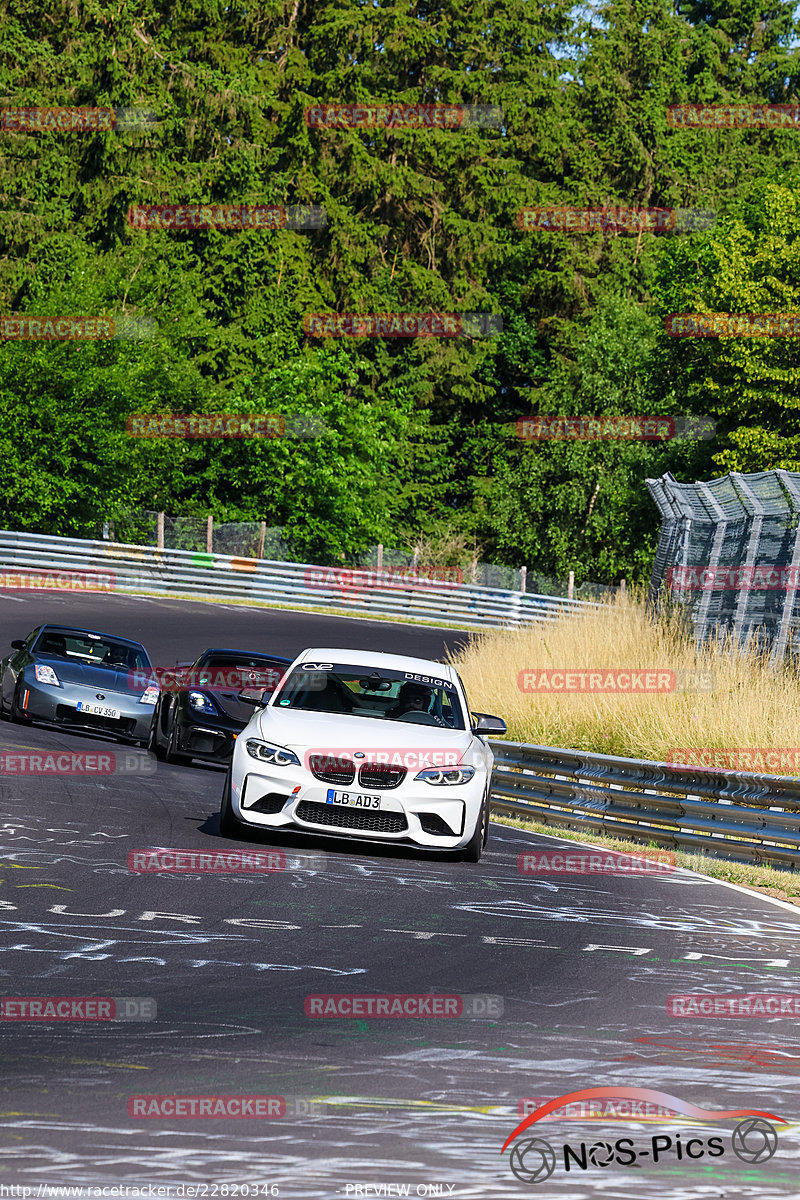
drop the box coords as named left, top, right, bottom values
left=76, top=701, right=121, bottom=719
left=326, top=789, right=382, bottom=810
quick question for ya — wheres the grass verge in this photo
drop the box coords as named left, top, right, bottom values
left=450, top=591, right=800, bottom=771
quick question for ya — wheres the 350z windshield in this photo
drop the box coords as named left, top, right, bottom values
left=272, top=664, right=466, bottom=729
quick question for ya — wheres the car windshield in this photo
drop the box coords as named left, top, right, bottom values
left=194, top=654, right=286, bottom=692
left=33, top=630, right=151, bottom=673
left=272, top=663, right=466, bottom=729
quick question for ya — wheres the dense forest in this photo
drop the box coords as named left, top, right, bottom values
left=1, top=0, right=799, bottom=581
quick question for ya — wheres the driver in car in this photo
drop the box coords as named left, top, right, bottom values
left=388, top=681, right=442, bottom=721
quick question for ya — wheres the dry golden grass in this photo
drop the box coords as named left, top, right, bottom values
left=448, top=592, right=800, bottom=772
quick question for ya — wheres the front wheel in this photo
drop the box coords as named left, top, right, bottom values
left=219, top=771, right=243, bottom=838
left=147, top=706, right=167, bottom=761
left=164, top=710, right=191, bottom=765
left=458, top=790, right=489, bottom=862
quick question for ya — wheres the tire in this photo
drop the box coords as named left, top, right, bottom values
left=483, top=782, right=492, bottom=847
left=164, top=710, right=192, bottom=765
left=459, top=790, right=489, bottom=863
left=219, top=771, right=243, bottom=838
left=147, top=707, right=167, bottom=761
left=9, top=680, right=31, bottom=725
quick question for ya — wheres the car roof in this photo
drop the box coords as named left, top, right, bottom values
left=34, top=624, right=147, bottom=650
left=198, top=648, right=293, bottom=663
left=293, top=647, right=457, bottom=682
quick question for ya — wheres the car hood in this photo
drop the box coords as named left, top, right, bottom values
left=33, top=656, right=153, bottom=696
left=256, top=706, right=475, bottom=760
left=207, top=691, right=263, bottom=724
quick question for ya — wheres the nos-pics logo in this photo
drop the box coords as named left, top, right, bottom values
left=502, top=1087, right=786, bottom=1184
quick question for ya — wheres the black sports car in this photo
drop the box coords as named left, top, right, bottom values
left=147, top=647, right=292, bottom=765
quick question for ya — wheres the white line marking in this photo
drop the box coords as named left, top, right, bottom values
left=513, top=827, right=800, bottom=919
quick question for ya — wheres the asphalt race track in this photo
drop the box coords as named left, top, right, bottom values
left=0, top=593, right=799, bottom=1197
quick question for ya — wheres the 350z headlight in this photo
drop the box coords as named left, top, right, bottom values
left=34, top=664, right=60, bottom=686
left=415, top=766, right=475, bottom=785
left=245, top=739, right=300, bottom=767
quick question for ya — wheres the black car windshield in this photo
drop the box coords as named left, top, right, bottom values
left=194, top=654, right=287, bottom=692
left=33, top=631, right=150, bottom=673
left=272, top=663, right=466, bottom=728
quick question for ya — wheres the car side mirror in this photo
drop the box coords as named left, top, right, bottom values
left=471, top=712, right=507, bottom=735
left=10, top=640, right=24, bottom=650
left=238, top=687, right=271, bottom=707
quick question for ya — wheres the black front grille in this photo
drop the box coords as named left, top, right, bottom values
left=358, top=763, right=407, bottom=789
left=309, top=754, right=355, bottom=784
left=296, top=800, right=408, bottom=833
left=248, top=793, right=288, bottom=815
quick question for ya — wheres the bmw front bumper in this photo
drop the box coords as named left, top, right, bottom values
left=229, top=756, right=487, bottom=851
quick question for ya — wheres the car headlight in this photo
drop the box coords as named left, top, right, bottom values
left=245, top=739, right=300, bottom=767
left=415, top=766, right=476, bottom=785
left=188, top=690, right=220, bottom=715
left=139, top=685, right=160, bottom=705
left=34, top=664, right=60, bottom=687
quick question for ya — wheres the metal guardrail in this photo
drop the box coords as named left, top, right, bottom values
left=0, top=530, right=596, bottom=631
left=490, top=741, right=800, bottom=870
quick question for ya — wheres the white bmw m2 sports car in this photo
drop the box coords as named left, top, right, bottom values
left=219, top=647, right=506, bottom=861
